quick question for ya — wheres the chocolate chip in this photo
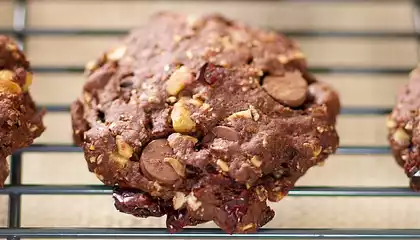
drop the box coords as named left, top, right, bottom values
left=140, top=139, right=181, bottom=185
left=212, top=126, right=240, bottom=142
left=97, top=110, right=105, bottom=123
left=262, top=71, right=308, bottom=107
left=201, top=126, right=239, bottom=146
left=120, top=80, right=133, bottom=88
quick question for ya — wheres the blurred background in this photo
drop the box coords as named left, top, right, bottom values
left=0, top=0, right=419, bottom=236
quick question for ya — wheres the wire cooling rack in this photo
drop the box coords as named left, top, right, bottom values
left=1, top=0, right=420, bottom=239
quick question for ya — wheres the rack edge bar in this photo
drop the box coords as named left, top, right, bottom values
left=38, top=105, right=393, bottom=115
left=1, top=228, right=420, bottom=239
left=16, top=144, right=391, bottom=155
left=0, top=185, right=418, bottom=197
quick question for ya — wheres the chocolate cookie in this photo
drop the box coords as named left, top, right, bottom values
left=71, top=13, right=340, bottom=233
left=0, top=36, right=45, bottom=185
left=388, top=66, right=420, bottom=190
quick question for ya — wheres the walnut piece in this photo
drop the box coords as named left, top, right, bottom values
left=165, top=157, right=186, bottom=177
left=171, top=101, right=196, bottom=133
left=116, top=135, right=134, bottom=159
left=186, top=193, right=202, bottom=211
left=227, top=109, right=252, bottom=121
left=216, top=159, right=229, bottom=172
left=173, top=192, right=187, bottom=210
left=0, top=80, right=21, bottom=94
left=107, top=46, right=127, bottom=61
left=166, top=66, right=193, bottom=96
left=393, top=128, right=410, bottom=147
left=250, top=156, right=262, bottom=168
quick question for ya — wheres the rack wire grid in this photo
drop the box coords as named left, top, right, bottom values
left=2, top=0, right=420, bottom=239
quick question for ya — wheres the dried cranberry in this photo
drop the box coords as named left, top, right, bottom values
left=166, top=209, right=205, bottom=233
left=224, top=198, right=248, bottom=220
left=411, top=176, right=420, bottom=191
left=197, top=62, right=225, bottom=85
left=113, top=188, right=165, bottom=218
left=166, top=210, right=187, bottom=233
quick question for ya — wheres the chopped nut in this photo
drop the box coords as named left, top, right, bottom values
left=89, top=156, right=96, bottom=163
left=249, top=105, right=260, bottom=121
left=0, top=70, right=14, bottom=81
left=165, top=157, right=185, bottom=177
left=272, top=192, right=284, bottom=202
left=313, top=145, right=322, bottom=157
left=255, top=186, right=268, bottom=202
left=219, top=59, right=229, bottom=67
left=168, top=133, right=199, bottom=148
left=0, top=80, right=21, bottom=94
left=85, top=60, right=97, bottom=72
left=173, top=192, right=187, bottom=210
left=166, top=66, right=193, bottom=95
left=316, top=126, right=325, bottom=133
left=107, top=46, right=127, bottom=61
left=246, top=183, right=252, bottom=189
left=322, top=146, right=334, bottom=154
left=173, top=35, right=182, bottom=43
left=405, top=121, right=413, bottom=131
left=23, top=72, right=33, bottom=92
left=393, top=128, right=410, bottom=146
left=97, top=155, right=104, bottom=164
left=227, top=109, right=252, bottom=121
left=6, top=43, right=17, bottom=51
left=250, top=156, right=262, bottom=168
left=12, top=51, right=20, bottom=60
left=241, top=223, right=255, bottom=231
left=96, top=173, right=104, bottom=181
left=29, top=125, right=39, bottom=132
left=187, top=15, right=204, bottom=29
left=94, top=169, right=105, bottom=181
left=200, top=103, right=211, bottom=111
left=386, top=117, right=397, bottom=129
left=164, top=64, right=171, bottom=72
left=83, top=91, right=93, bottom=103
left=277, top=55, right=288, bottom=64
left=110, top=153, right=129, bottom=166
left=153, top=181, right=163, bottom=192
left=291, top=51, right=305, bottom=59
left=216, top=159, right=229, bottom=172
left=186, top=51, right=193, bottom=59
left=148, top=96, right=160, bottom=104
left=89, top=145, right=95, bottom=151
left=187, top=193, right=202, bottom=211
left=317, top=161, right=325, bottom=166
left=189, top=98, right=203, bottom=107
left=166, top=96, right=177, bottom=104
left=116, top=135, right=134, bottom=159
left=171, top=102, right=196, bottom=133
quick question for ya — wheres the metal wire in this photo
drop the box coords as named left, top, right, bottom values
left=0, top=0, right=418, bottom=238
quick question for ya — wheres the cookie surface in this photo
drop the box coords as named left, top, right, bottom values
left=0, top=36, right=45, bottom=185
left=71, top=13, right=340, bottom=233
left=388, top=66, right=420, bottom=190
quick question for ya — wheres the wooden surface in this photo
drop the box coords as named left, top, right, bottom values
left=0, top=0, right=419, bottom=238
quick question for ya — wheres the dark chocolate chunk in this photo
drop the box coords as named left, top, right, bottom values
left=262, top=71, right=308, bottom=108
left=140, top=139, right=181, bottom=185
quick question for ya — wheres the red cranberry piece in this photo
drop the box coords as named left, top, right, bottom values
left=197, top=62, right=225, bottom=85
left=113, top=188, right=165, bottom=218
left=166, top=209, right=206, bottom=233
left=224, top=198, right=248, bottom=220
left=166, top=210, right=187, bottom=233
